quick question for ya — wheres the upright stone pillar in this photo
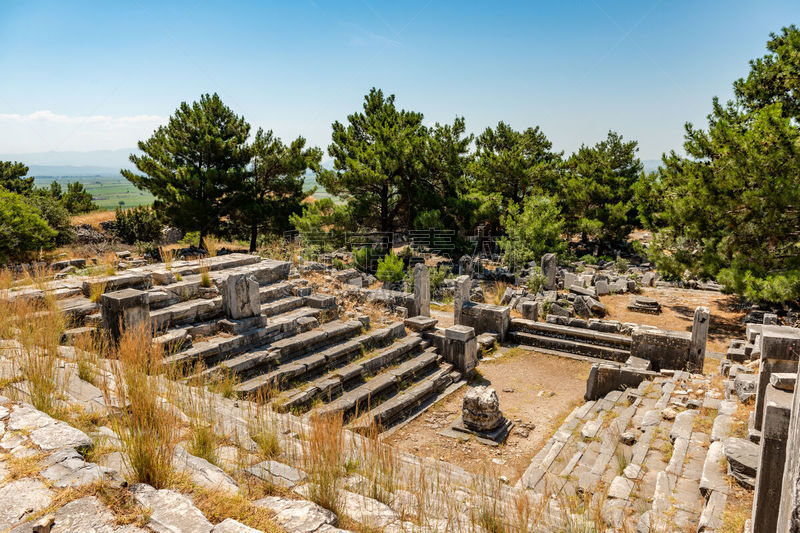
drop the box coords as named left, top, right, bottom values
left=541, top=253, right=557, bottom=291
left=445, top=325, right=477, bottom=376
left=688, top=306, right=710, bottom=373
left=453, top=275, right=471, bottom=326
left=101, top=288, right=150, bottom=342
left=753, top=392, right=792, bottom=533
left=413, top=263, right=430, bottom=318
left=222, top=273, right=261, bottom=319
left=778, top=363, right=800, bottom=532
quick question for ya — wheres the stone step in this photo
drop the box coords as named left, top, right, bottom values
left=517, top=390, right=626, bottom=492
left=260, top=296, right=305, bottom=317
left=233, top=324, right=409, bottom=396
left=259, top=281, right=294, bottom=303
left=508, top=330, right=631, bottom=362
left=316, top=349, right=440, bottom=419
left=349, top=362, right=459, bottom=431
left=165, top=305, right=330, bottom=370
left=510, top=318, right=633, bottom=348
left=151, top=296, right=222, bottom=330
left=277, top=331, right=420, bottom=412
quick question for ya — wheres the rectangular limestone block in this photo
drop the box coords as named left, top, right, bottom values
left=760, top=325, right=800, bottom=361
left=630, top=328, right=691, bottom=371
left=458, top=302, right=510, bottom=341
left=100, top=288, right=150, bottom=341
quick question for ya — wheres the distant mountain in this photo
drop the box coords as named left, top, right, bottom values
left=0, top=148, right=138, bottom=176
left=642, top=159, right=662, bottom=173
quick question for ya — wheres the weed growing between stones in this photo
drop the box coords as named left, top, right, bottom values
left=73, top=330, right=102, bottom=385
left=181, top=379, right=220, bottom=465
left=159, top=245, right=175, bottom=270
left=248, top=390, right=282, bottom=460
left=199, top=258, right=212, bottom=288
left=302, top=410, right=345, bottom=514
left=104, top=322, right=177, bottom=488
left=356, top=421, right=398, bottom=505
left=14, top=294, right=66, bottom=417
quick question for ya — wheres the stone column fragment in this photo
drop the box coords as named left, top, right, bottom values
left=413, top=263, right=430, bottom=318
left=689, top=306, right=710, bottom=373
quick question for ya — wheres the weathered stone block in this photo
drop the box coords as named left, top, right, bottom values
left=541, top=253, right=557, bottom=290
left=100, top=288, right=149, bottom=342
left=222, top=273, right=261, bottom=319
left=462, top=386, right=503, bottom=432
left=630, top=328, right=691, bottom=371
left=458, top=302, right=510, bottom=341
left=444, top=325, right=477, bottom=375
left=753, top=386, right=792, bottom=533
left=688, top=306, right=710, bottom=373
left=412, top=263, right=430, bottom=318
left=585, top=363, right=657, bottom=401
left=521, top=300, right=538, bottom=321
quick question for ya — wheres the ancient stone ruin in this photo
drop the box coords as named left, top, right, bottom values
left=2, top=248, right=798, bottom=532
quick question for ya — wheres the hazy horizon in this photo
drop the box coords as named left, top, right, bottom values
left=2, top=1, right=799, bottom=161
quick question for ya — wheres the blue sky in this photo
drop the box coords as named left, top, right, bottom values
left=1, top=0, right=798, bottom=161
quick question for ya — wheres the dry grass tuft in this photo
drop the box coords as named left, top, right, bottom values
left=12, top=294, right=67, bottom=417
left=104, top=322, right=177, bottom=488
left=89, top=280, right=108, bottom=304
left=199, top=258, right=212, bottom=288
left=203, top=236, right=220, bottom=257
left=302, top=411, right=345, bottom=514
left=248, top=392, right=282, bottom=460
left=159, top=246, right=175, bottom=270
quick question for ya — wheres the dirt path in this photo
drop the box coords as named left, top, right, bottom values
left=383, top=347, right=591, bottom=483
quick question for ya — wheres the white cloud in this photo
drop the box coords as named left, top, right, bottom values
left=0, top=110, right=166, bottom=152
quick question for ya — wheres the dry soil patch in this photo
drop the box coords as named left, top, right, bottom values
left=600, top=287, right=744, bottom=353
left=383, top=347, right=591, bottom=483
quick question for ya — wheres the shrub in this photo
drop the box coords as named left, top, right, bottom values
left=114, top=206, right=163, bottom=244
left=0, top=188, right=57, bottom=260
left=376, top=252, right=405, bottom=284
left=27, top=189, right=72, bottom=245
left=498, top=194, right=566, bottom=271
left=352, top=246, right=383, bottom=273
left=615, top=257, right=630, bottom=274
left=526, top=266, right=547, bottom=294
left=331, top=258, right=347, bottom=270
left=580, top=254, right=598, bottom=265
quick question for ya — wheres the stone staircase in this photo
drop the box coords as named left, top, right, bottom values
left=508, top=318, right=632, bottom=362
left=515, top=370, right=731, bottom=532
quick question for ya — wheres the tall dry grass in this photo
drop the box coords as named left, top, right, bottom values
left=180, top=382, right=219, bottom=465
left=302, top=411, right=345, bottom=514
left=104, top=322, right=177, bottom=488
left=3, top=281, right=66, bottom=416
left=248, top=389, right=281, bottom=460
left=159, top=246, right=175, bottom=270
left=198, top=258, right=212, bottom=288
left=203, top=236, right=220, bottom=257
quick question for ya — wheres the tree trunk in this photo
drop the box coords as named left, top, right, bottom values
left=249, top=222, right=258, bottom=253
left=199, top=227, right=207, bottom=250
left=380, top=182, right=390, bottom=233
